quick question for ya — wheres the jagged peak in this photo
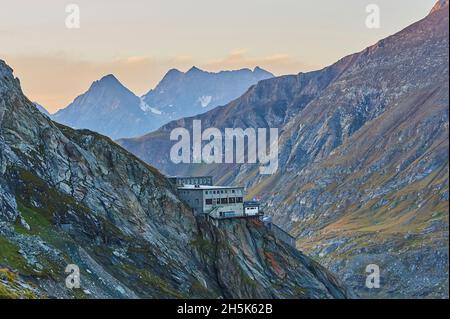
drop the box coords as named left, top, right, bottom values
left=166, top=68, right=182, bottom=75
left=187, top=66, right=204, bottom=74
left=88, top=73, right=133, bottom=94
left=97, top=74, right=121, bottom=85
left=253, top=66, right=274, bottom=77
left=0, top=59, right=22, bottom=96
left=0, top=59, right=14, bottom=83
left=429, top=0, right=449, bottom=14
left=161, top=68, right=183, bottom=80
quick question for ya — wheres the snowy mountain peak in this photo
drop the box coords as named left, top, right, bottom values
left=142, top=66, right=274, bottom=122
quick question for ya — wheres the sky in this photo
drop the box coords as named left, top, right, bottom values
left=0, top=0, right=437, bottom=112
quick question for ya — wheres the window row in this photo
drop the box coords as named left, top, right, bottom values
left=205, top=189, right=239, bottom=195
left=205, top=197, right=243, bottom=205
left=180, top=178, right=211, bottom=185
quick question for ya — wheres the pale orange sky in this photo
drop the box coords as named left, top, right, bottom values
left=0, top=0, right=437, bottom=112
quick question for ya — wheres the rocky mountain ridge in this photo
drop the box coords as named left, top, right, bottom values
left=118, top=2, right=449, bottom=298
left=52, top=74, right=157, bottom=140
left=0, top=59, right=351, bottom=299
left=142, top=66, right=274, bottom=122
left=52, top=67, right=273, bottom=140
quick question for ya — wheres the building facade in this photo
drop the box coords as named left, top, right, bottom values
left=172, top=175, right=262, bottom=220
left=243, top=201, right=260, bottom=216
left=177, top=185, right=245, bottom=218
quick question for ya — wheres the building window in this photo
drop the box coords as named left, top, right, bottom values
left=221, top=198, right=228, bottom=204
left=229, top=197, right=236, bottom=203
left=205, top=199, right=213, bottom=205
left=236, top=197, right=243, bottom=203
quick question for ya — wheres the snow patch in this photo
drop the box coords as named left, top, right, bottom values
left=139, top=98, right=151, bottom=112
left=140, top=98, right=162, bottom=115
left=198, top=95, right=212, bottom=108
left=149, top=107, right=162, bottom=115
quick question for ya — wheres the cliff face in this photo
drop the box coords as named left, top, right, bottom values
left=0, top=60, right=350, bottom=299
left=118, top=3, right=449, bottom=298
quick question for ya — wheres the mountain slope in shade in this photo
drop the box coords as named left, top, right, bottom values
left=52, top=75, right=159, bottom=140
left=118, top=2, right=449, bottom=298
left=0, top=59, right=352, bottom=299
left=142, top=66, right=274, bottom=122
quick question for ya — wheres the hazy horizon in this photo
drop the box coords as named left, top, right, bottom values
left=0, top=0, right=437, bottom=112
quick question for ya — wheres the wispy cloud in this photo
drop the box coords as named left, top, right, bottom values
left=202, top=50, right=315, bottom=75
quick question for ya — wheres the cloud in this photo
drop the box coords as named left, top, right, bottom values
left=124, top=56, right=151, bottom=64
left=202, top=50, right=314, bottom=76
left=170, top=55, right=194, bottom=64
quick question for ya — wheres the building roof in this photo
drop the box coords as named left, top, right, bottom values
left=244, top=201, right=260, bottom=206
left=168, top=175, right=213, bottom=179
left=178, top=185, right=243, bottom=190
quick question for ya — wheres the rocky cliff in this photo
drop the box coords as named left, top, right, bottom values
left=118, top=2, right=449, bottom=298
left=0, top=59, right=350, bottom=299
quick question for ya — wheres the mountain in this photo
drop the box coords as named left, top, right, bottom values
left=430, top=0, right=449, bottom=13
left=141, top=66, right=274, bottom=122
left=118, top=2, right=449, bottom=298
left=0, top=59, right=351, bottom=299
left=52, top=67, right=273, bottom=140
left=52, top=75, right=160, bottom=140
left=33, top=102, right=50, bottom=116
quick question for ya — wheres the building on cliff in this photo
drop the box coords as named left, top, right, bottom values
left=169, top=176, right=262, bottom=219
left=170, top=176, right=295, bottom=248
